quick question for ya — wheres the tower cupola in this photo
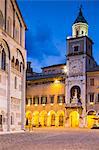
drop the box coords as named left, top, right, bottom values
left=72, top=6, right=88, bottom=37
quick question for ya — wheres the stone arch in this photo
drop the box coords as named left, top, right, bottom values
left=26, top=111, right=32, bottom=126
left=39, top=111, right=47, bottom=127
left=87, top=109, right=96, bottom=115
left=96, top=111, right=99, bottom=116
left=69, top=111, right=79, bottom=127
left=47, top=110, right=56, bottom=127
left=32, top=111, right=39, bottom=127
left=17, top=49, right=25, bottom=69
left=56, top=110, right=65, bottom=127
left=0, top=39, right=11, bottom=60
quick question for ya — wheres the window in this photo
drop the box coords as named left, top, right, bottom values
left=11, top=115, right=14, bottom=125
left=57, top=95, right=65, bottom=104
left=41, top=96, right=47, bottom=104
left=15, top=59, right=19, bottom=71
left=90, top=78, right=94, bottom=86
left=74, top=46, right=79, bottom=52
left=33, top=97, right=39, bottom=104
left=7, top=17, right=11, bottom=35
left=30, top=98, right=32, bottom=105
left=11, top=56, right=15, bottom=68
left=50, top=96, right=54, bottom=104
left=26, top=98, right=28, bottom=105
left=0, top=10, right=4, bottom=28
left=20, top=62, right=23, bottom=73
left=15, top=27, right=19, bottom=42
left=98, top=94, right=99, bottom=103
left=0, top=115, right=2, bottom=126
left=82, top=31, right=84, bottom=34
left=1, top=49, right=6, bottom=70
left=89, top=93, right=94, bottom=102
left=15, top=76, right=17, bottom=89
left=27, top=98, right=32, bottom=105
left=76, top=30, right=79, bottom=37
left=89, top=59, right=90, bottom=65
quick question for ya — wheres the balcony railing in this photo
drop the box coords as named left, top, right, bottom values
left=65, top=102, right=82, bottom=108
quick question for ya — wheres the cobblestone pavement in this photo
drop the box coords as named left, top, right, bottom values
left=0, top=128, right=99, bottom=150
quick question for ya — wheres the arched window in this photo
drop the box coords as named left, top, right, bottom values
left=76, top=30, right=79, bottom=37
left=11, top=56, right=15, bottom=68
left=0, top=10, right=4, bottom=29
left=15, top=76, right=17, bottom=89
left=11, top=113, right=14, bottom=125
left=15, top=59, right=19, bottom=70
left=1, top=49, right=6, bottom=70
left=20, top=62, right=23, bottom=73
left=82, top=31, right=84, bottom=35
left=7, top=17, right=12, bottom=35
left=15, top=27, right=19, bottom=42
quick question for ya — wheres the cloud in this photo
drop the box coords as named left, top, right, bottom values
left=26, top=24, right=66, bottom=72
left=26, top=24, right=60, bottom=60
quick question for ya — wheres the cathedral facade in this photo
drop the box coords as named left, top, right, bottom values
left=26, top=8, right=99, bottom=128
left=0, top=0, right=27, bottom=131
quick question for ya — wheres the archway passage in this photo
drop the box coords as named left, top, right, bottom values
left=51, top=114, right=55, bottom=126
left=47, top=111, right=56, bottom=127
left=69, top=111, right=79, bottom=127
left=32, top=111, right=39, bottom=127
left=57, top=111, right=64, bottom=127
left=87, top=110, right=96, bottom=128
left=26, top=111, right=32, bottom=126
left=59, top=114, right=64, bottom=126
left=39, top=111, right=47, bottom=127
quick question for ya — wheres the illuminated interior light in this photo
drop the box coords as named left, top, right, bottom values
left=35, top=104, right=38, bottom=106
left=54, top=79, right=60, bottom=84
left=50, top=103, right=54, bottom=106
left=90, top=102, right=94, bottom=105
left=63, top=66, right=67, bottom=73
left=59, top=103, right=62, bottom=106
left=42, top=104, right=45, bottom=106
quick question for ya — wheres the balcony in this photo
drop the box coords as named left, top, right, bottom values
left=65, top=102, right=82, bottom=108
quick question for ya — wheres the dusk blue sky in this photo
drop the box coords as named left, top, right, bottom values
left=17, top=0, right=99, bottom=72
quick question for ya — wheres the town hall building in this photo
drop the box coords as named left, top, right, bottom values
left=26, top=7, right=99, bottom=129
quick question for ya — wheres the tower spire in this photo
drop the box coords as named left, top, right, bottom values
left=74, top=5, right=88, bottom=24
left=72, top=6, right=88, bottom=37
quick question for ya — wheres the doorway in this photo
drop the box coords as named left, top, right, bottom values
left=69, top=111, right=79, bottom=127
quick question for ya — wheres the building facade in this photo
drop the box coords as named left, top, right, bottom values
left=0, top=0, right=27, bottom=131
left=26, top=7, right=99, bottom=128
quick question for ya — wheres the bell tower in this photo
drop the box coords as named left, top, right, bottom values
left=65, top=6, right=97, bottom=127
left=72, top=6, right=88, bottom=37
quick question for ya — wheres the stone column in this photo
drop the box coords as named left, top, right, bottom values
left=21, top=69, right=26, bottom=130
left=7, top=60, right=11, bottom=131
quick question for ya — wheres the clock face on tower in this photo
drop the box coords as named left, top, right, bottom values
left=69, top=59, right=83, bottom=75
